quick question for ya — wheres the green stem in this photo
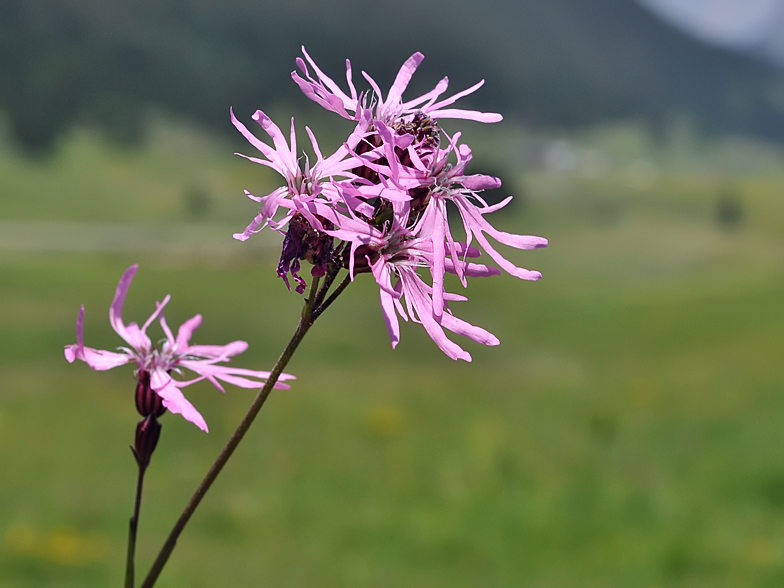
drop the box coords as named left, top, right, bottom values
left=140, top=273, right=343, bottom=588
left=125, top=463, right=147, bottom=588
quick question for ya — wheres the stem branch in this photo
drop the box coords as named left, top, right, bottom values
left=140, top=272, right=346, bottom=587
left=312, top=274, right=352, bottom=321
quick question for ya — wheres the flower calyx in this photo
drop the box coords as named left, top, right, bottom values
left=135, top=370, right=167, bottom=419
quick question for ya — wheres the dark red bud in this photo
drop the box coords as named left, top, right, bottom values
left=132, top=414, right=162, bottom=469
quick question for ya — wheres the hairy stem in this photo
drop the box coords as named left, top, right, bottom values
left=140, top=273, right=346, bottom=587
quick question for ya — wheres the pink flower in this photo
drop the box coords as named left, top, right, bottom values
left=409, top=134, right=548, bottom=315
left=232, top=50, right=548, bottom=361
left=292, top=47, right=503, bottom=125
left=64, top=265, right=294, bottom=432
left=230, top=108, right=370, bottom=242
left=337, top=122, right=548, bottom=319
left=328, top=202, right=501, bottom=361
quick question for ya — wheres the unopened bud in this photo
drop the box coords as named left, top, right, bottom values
left=132, top=415, right=162, bottom=469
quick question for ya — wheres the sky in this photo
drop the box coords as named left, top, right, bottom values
left=638, top=0, right=784, bottom=64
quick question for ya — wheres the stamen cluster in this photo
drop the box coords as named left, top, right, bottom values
left=233, top=48, right=548, bottom=361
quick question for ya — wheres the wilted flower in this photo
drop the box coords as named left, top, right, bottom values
left=65, top=265, right=294, bottom=432
left=276, top=212, right=340, bottom=293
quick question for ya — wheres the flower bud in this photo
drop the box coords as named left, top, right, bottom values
left=132, top=415, right=162, bottom=469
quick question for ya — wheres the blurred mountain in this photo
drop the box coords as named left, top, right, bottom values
left=3, top=0, right=784, bottom=153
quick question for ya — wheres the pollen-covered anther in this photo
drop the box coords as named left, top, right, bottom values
left=392, top=112, right=440, bottom=166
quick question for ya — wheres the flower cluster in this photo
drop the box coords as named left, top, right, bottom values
left=233, top=48, right=547, bottom=361
left=65, top=265, right=294, bottom=433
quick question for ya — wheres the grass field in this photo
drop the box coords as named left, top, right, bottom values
left=1, top=120, right=784, bottom=587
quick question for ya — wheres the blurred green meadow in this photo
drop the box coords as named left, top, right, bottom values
left=2, top=117, right=784, bottom=588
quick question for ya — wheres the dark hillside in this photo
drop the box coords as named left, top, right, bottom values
left=3, top=0, right=784, bottom=152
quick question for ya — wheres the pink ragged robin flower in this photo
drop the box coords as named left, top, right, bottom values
left=335, top=120, right=548, bottom=318
left=407, top=133, right=548, bottom=314
left=230, top=108, right=371, bottom=242
left=292, top=47, right=503, bottom=125
left=327, top=200, right=501, bottom=361
left=64, top=265, right=294, bottom=432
